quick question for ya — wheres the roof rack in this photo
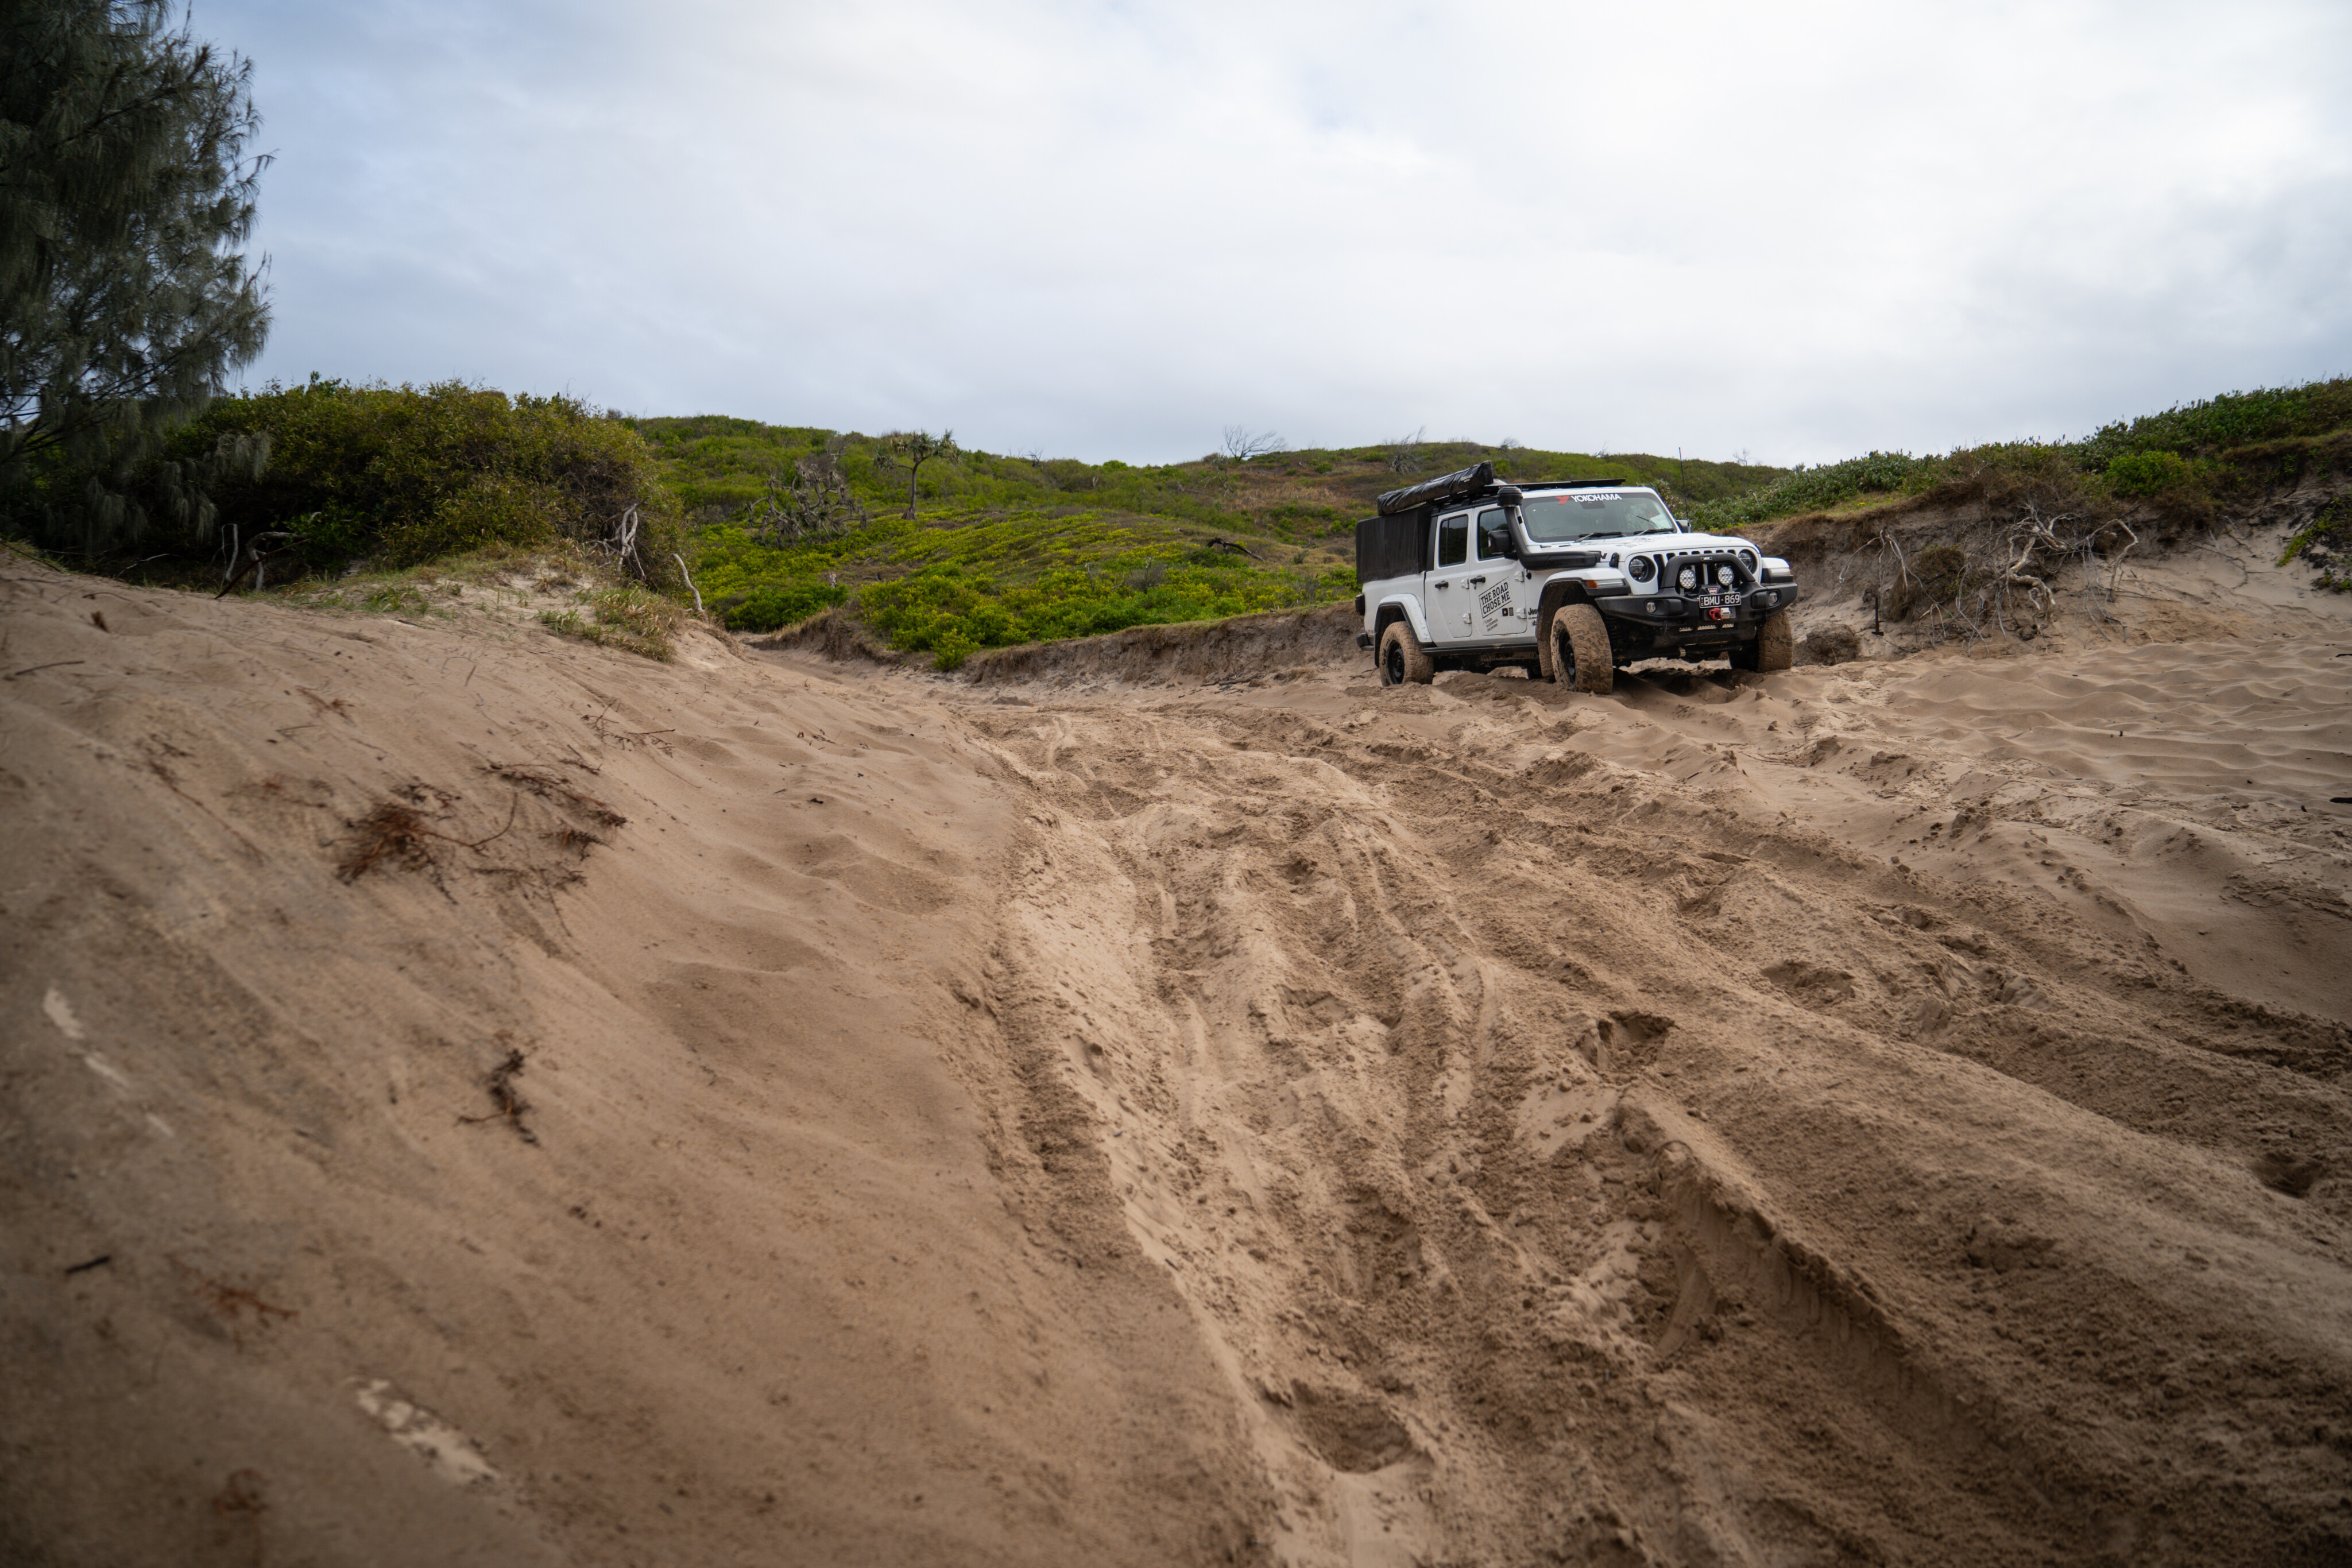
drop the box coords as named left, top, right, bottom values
left=1375, top=466, right=1659, bottom=516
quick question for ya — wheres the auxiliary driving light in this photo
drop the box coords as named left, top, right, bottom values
left=1756, top=590, right=1780, bottom=607
left=1677, top=564, right=1700, bottom=591
left=1715, top=563, right=1735, bottom=586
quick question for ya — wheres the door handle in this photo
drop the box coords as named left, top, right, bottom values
left=1467, top=575, right=1487, bottom=586
left=1432, top=580, right=1450, bottom=589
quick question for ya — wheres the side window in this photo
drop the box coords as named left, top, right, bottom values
left=1436, top=514, right=1468, bottom=567
left=1476, top=508, right=1514, bottom=560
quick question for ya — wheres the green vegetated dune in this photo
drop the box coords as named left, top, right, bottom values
left=644, top=375, right=2352, bottom=668
left=1686, top=378, right=2352, bottom=583
left=24, top=375, right=2350, bottom=667
left=638, top=418, right=1784, bottom=668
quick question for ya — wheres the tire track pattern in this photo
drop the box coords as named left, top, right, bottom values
left=961, top=684, right=2352, bottom=1567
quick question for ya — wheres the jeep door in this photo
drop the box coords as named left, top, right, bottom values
left=1471, top=506, right=1532, bottom=643
left=1425, top=510, right=1477, bottom=645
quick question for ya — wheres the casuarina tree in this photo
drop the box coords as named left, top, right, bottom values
left=1, top=0, right=272, bottom=553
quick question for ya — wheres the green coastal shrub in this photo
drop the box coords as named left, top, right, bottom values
left=381, top=474, right=568, bottom=563
left=160, top=379, right=685, bottom=584
left=721, top=578, right=848, bottom=633
left=857, top=557, right=1347, bottom=667
left=2102, top=448, right=2200, bottom=498
left=2079, top=377, right=2352, bottom=466
left=1686, top=451, right=1935, bottom=532
left=2280, top=495, right=2351, bottom=590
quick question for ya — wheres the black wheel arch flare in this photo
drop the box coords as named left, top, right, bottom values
left=1370, top=601, right=1413, bottom=645
left=1533, top=575, right=1600, bottom=651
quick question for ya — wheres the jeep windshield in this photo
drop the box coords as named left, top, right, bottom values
left=1518, top=490, right=1679, bottom=543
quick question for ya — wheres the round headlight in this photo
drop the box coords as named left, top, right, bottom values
left=1677, top=564, right=1699, bottom=592
left=1628, top=555, right=1655, bottom=582
left=1715, top=564, right=1735, bottom=586
left=1739, top=549, right=1758, bottom=571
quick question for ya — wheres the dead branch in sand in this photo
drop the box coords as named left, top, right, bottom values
left=335, top=795, right=517, bottom=882
left=583, top=706, right=674, bottom=753
left=458, top=1043, right=536, bottom=1144
left=216, top=531, right=295, bottom=597
left=2102, top=517, right=2141, bottom=601
left=1998, top=502, right=2072, bottom=615
left=143, top=744, right=263, bottom=858
left=483, top=762, right=625, bottom=826
left=604, top=505, right=643, bottom=576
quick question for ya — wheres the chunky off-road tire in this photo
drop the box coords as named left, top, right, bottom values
left=1378, top=620, right=1435, bottom=686
left=1731, top=609, right=1796, bottom=672
left=1549, top=604, right=1614, bottom=694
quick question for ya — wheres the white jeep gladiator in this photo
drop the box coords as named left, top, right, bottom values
left=1352, top=462, right=1801, bottom=693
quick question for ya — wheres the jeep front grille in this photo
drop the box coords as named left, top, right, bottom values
left=1635, top=549, right=1750, bottom=594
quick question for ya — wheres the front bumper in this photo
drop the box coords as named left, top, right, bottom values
left=1595, top=584, right=1802, bottom=650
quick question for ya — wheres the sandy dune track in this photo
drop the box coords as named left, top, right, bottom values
left=956, top=658, right=2350, bottom=1566
left=2, top=557, right=2349, bottom=1566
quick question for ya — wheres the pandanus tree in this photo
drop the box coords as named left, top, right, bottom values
left=885, top=428, right=956, bottom=519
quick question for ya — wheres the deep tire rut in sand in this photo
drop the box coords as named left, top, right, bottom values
left=956, top=682, right=2352, bottom=1567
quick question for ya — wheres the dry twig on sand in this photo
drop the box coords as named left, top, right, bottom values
left=3, top=659, right=84, bottom=680
left=458, top=1044, right=536, bottom=1144
left=143, top=742, right=263, bottom=857
left=171, top=1258, right=297, bottom=1350
left=334, top=795, right=518, bottom=882
left=484, top=763, right=625, bottom=826
left=335, top=802, right=438, bottom=881
left=583, top=706, right=674, bottom=753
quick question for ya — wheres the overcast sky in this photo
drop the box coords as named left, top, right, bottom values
left=202, top=0, right=2352, bottom=467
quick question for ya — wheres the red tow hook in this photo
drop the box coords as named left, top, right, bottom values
left=1707, top=607, right=1734, bottom=622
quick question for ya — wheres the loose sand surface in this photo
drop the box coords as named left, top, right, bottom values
left=3, top=538, right=2349, bottom=1566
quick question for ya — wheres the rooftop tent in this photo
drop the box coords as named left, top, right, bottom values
left=1375, top=461, right=1495, bottom=517
left=1356, top=506, right=1430, bottom=584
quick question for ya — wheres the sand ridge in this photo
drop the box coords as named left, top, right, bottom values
left=2, top=541, right=2349, bottom=1565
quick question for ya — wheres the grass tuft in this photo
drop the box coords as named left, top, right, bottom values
left=539, top=584, right=682, bottom=660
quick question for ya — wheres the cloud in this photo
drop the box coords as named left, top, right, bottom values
left=210, top=0, right=2352, bottom=463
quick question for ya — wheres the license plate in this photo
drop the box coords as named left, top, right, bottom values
left=1696, top=593, right=1726, bottom=607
